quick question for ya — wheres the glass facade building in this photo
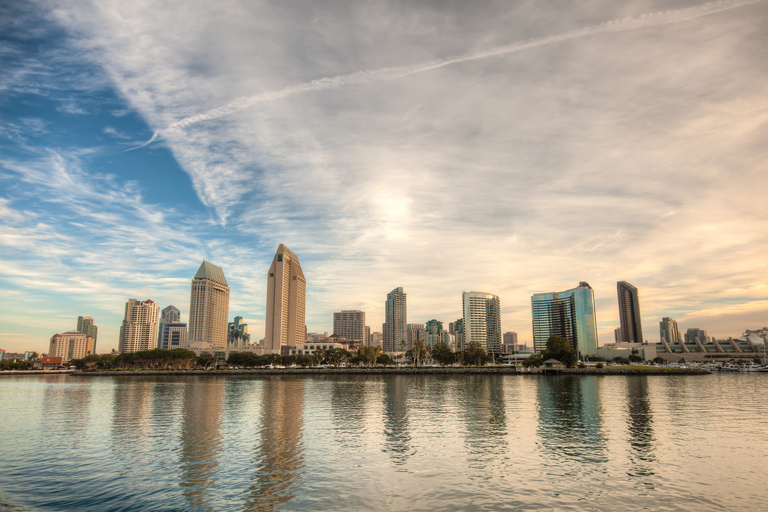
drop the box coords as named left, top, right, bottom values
left=531, top=282, right=597, bottom=357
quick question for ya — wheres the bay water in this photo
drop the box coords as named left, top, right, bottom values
left=0, top=373, right=765, bottom=511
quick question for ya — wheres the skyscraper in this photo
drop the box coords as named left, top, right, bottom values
left=425, top=319, right=443, bottom=348
left=333, top=310, right=366, bottom=342
left=454, top=318, right=464, bottom=351
left=265, top=244, right=306, bottom=354
left=462, top=292, right=502, bottom=356
left=659, top=317, right=682, bottom=343
left=158, top=305, right=188, bottom=350
left=157, top=306, right=187, bottom=350
left=406, top=323, right=426, bottom=350
left=188, top=261, right=230, bottom=349
left=227, top=316, right=250, bottom=349
left=118, top=299, right=160, bottom=353
left=384, top=287, right=407, bottom=352
left=617, top=281, right=643, bottom=343
left=531, top=282, right=598, bottom=357
left=76, top=316, right=98, bottom=353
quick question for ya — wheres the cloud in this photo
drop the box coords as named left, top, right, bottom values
left=2, top=0, right=767, bottom=353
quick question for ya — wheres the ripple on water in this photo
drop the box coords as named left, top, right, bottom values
left=1, top=374, right=767, bottom=511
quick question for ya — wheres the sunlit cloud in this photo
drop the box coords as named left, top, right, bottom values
left=1, top=0, right=766, bottom=352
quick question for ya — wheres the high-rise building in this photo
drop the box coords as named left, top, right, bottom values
left=227, top=316, right=250, bottom=349
left=333, top=310, right=366, bottom=343
left=659, top=317, right=682, bottom=343
left=448, top=322, right=456, bottom=335
left=617, top=281, right=643, bottom=343
left=462, top=292, right=502, bottom=356
left=369, top=331, right=383, bottom=348
left=425, top=319, right=443, bottom=348
left=454, top=318, right=464, bottom=350
left=158, top=305, right=188, bottom=350
left=364, top=326, right=371, bottom=347
left=502, top=331, right=518, bottom=353
left=531, top=282, right=597, bottom=357
left=265, top=244, right=306, bottom=354
left=160, top=305, right=181, bottom=324
left=76, top=316, right=98, bottom=353
left=188, top=261, right=230, bottom=349
left=118, top=299, right=160, bottom=353
left=49, top=331, right=94, bottom=362
left=406, top=323, right=426, bottom=350
left=384, top=287, right=407, bottom=352
left=684, top=328, right=709, bottom=344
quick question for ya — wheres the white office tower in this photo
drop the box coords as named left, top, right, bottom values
left=188, top=261, right=230, bottom=349
left=462, top=291, right=502, bottom=355
left=118, top=299, right=160, bottom=353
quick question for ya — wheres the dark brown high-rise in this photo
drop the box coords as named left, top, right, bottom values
left=617, top=281, right=643, bottom=343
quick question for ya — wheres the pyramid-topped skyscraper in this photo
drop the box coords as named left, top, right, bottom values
left=265, top=244, right=306, bottom=354
left=188, top=260, right=230, bottom=349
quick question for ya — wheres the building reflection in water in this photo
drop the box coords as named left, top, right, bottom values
left=245, top=377, right=305, bottom=512
left=625, top=376, right=656, bottom=478
left=382, top=375, right=412, bottom=467
left=42, top=375, right=94, bottom=449
left=536, top=376, right=607, bottom=464
left=111, top=379, right=156, bottom=472
left=178, top=377, right=225, bottom=509
left=329, top=376, right=369, bottom=450
left=459, top=375, right=508, bottom=468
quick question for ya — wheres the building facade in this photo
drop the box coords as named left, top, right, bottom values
left=76, top=316, right=98, bottom=353
left=333, top=310, right=366, bottom=343
left=454, top=318, right=464, bottom=351
left=227, top=316, right=250, bottom=349
left=617, top=281, right=643, bottom=343
left=502, top=331, right=518, bottom=353
left=265, top=244, right=306, bottom=354
left=118, top=299, right=160, bottom=353
left=406, top=323, right=426, bottom=350
left=49, top=331, right=94, bottom=362
left=531, top=282, right=598, bottom=357
left=660, top=317, right=682, bottom=343
left=425, top=319, right=444, bottom=348
left=158, top=305, right=188, bottom=350
left=384, top=287, right=407, bottom=353
left=684, top=328, right=709, bottom=344
left=188, top=261, right=230, bottom=349
left=462, top=291, right=502, bottom=356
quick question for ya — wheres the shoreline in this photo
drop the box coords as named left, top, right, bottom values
left=61, top=367, right=711, bottom=376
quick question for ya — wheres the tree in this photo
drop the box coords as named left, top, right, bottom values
left=522, top=355, right=543, bottom=368
left=411, top=339, right=427, bottom=367
left=197, top=352, right=215, bottom=368
left=376, top=353, right=394, bottom=366
left=628, top=354, right=643, bottom=363
left=464, top=341, right=489, bottom=366
left=653, top=357, right=666, bottom=364
left=325, top=348, right=351, bottom=367
left=358, top=345, right=382, bottom=367
left=431, top=341, right=455, bottom=366
left=540, top=335, right=577, bottom=368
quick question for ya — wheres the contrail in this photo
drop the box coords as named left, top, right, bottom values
left=137, top=0, right=760, bottom=146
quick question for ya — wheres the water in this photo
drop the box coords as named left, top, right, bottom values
left=1, top=373, right=766, bottom=511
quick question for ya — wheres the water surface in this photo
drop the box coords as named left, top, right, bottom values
left=1, top=373, right=765, bottom=511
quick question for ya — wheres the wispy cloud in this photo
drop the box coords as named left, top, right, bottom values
left=2, top=0, right=767, bottom=353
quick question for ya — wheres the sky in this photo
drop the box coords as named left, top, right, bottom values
left=1, top=0, right=766, bottom=354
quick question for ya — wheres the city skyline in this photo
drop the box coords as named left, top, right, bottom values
left=2, top=0, right=767, bottom=353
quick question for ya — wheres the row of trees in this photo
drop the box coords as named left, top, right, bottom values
left=70, top=349, right=198, bottom=370
left=68, top=342, right=502, bottom=370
